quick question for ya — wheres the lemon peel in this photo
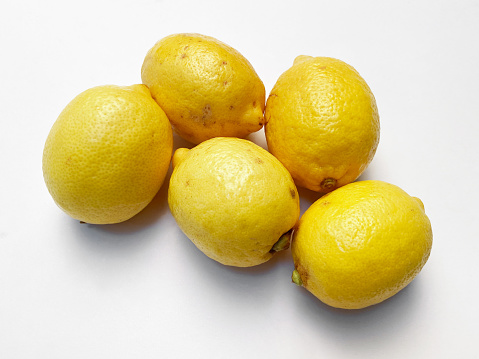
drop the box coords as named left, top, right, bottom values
left=168, top=137, right=300, bottom=267
left=42, top=84, right=173, bottom=224
left=291, top=180, right=433, bottom=309
left=142, top=33, right=265, bottom=144
left=265, top=56, right=380, bottom=193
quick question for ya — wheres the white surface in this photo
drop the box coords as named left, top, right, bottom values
left=1, top=1, right=478, bottom=358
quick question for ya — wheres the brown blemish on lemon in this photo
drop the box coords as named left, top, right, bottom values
left=290, top=188, right=296, bottom=199
left=293, top=263, right=309, bottom=287
left=202, top=104, right=212, bottom=121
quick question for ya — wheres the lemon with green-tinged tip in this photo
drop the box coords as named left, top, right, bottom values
left=141, top=33, right=265, bottom=144
left=168, top=137, right=300, bottom=267
left=265, top=56, right=380, bottom=193
left=291, top=180, right=433, bottom=309
left=42, top=84, right=173, bottom=224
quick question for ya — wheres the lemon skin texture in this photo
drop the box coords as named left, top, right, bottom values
left=141, top=33, right=265, bottom=144
left=42, top=84, right=173, bottom=224
left=168, top=137, right=300, bottom=267
left=265, top=56, right=380, bottom=193
left=291, top=180, right=433, bottom=309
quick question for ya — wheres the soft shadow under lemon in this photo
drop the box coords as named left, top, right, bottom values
left=291, top=275, right=424, bottom=351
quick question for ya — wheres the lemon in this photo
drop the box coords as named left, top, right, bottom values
left=42, top=84, right=173, bottom=224
left=168, top=137, right=300, bottom=267
left=265, top=56, right=380, bottom=193
left=141, top=33, right=265, bottom=144
left=291, top=180, right=433, bottom=309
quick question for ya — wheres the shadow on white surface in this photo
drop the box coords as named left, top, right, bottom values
left=174, top=223, right=295, bottom=277
left=170, top=224, right=296, bottom=306
left=297, top=187, right=323, bottom=215
left=67, top=219, right=160, bottom=264
left=64, top=173, right=172, bottom=262
left=292, top=275, right=423, bottom=349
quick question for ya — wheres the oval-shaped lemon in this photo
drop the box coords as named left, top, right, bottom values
left=141, top=33, right=265, bottom=144
left=42, top=84, right=173, bottom=224
left=291, top=180, right=433, bottom=309
left=168, top=137, right=300, bottom=267
left=265, top=56, right=380, bottom=193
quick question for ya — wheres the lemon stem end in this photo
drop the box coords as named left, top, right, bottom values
left=292, top=269, right=303, bottom=286
left=270, top=230, right=292, bottom=253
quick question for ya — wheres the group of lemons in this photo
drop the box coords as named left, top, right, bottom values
left=43, top=33, right=432, bottom=310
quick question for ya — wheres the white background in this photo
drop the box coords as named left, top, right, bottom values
left=1, top=0, right=478, bottom=358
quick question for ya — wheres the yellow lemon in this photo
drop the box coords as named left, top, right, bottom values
left=291, top=180, right=433, bottom=309
left=141, top=33, right=265, bottom=144
left=168, top=137, right=300, bottom=267
left=265, top=56, right=380, bottom=193
left=42, top=84, right=173, bottom=224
